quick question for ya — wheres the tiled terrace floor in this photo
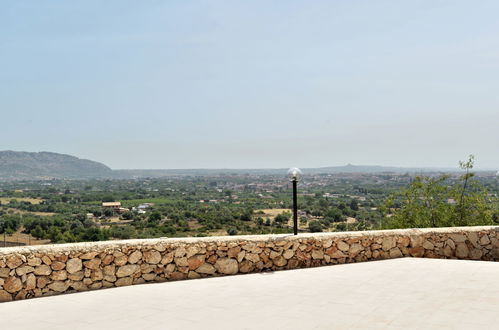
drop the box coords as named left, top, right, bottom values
left=1, top=258, right=498, bottom=330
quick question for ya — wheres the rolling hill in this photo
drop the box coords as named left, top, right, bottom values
left=0, top=150, right=466, bottom=180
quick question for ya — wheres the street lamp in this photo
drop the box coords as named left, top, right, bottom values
left=288, top=167, right=302, bottom=235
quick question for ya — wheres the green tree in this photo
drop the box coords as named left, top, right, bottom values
left=383, top=155, right=494, bottom=229
left=122, top=211, right=134, bottom=220
left=308, top=220, right=323, bottom=233
left=451, top=155, right=491, bottom=226
left=240, top=208, right=253, bottom=221
left=148, top=211, right=162, bottom=222
left=227, top=228, right=238, bottom=235
left=103, top=208, right=114, bottom=217
left=31, top=225, right=45, bottom=239
left=275, top=212, right=290, bottom=224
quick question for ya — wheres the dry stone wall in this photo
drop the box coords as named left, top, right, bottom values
left=0, top=226, right=497, bottom=302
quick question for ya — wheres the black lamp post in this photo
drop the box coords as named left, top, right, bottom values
left=288, top=167, right=302, bottom=235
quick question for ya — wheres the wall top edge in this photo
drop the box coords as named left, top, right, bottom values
left=1, top=226, right=497, bottom=256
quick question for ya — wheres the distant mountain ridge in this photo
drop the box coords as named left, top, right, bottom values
left=0, top=150, right=469, bottom=180
left=0, top=151, right=112, bottom=179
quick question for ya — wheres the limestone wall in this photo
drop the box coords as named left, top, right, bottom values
left=0, top=226, right=498, bottom=302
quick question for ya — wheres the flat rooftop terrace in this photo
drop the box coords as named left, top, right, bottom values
left=1, top=258, right=498, bottom=330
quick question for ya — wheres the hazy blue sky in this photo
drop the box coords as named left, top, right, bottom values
left=1, top=1, right=498, bottom=169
